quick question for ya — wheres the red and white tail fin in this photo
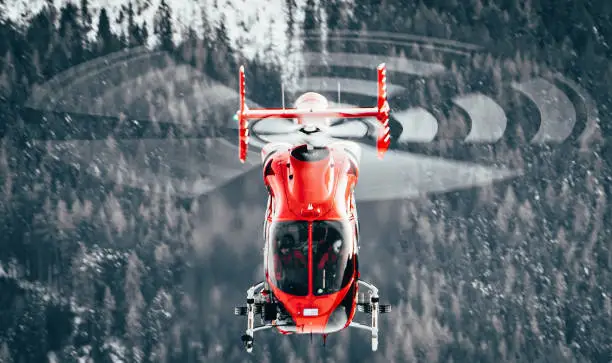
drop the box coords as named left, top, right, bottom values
left=238, top=66, right=249, bottom=163
left=236, top=64, right=391, bottom=163
left=376, top=63, right=390, bottom=159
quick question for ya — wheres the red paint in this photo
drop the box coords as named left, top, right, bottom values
left=262, top=144, right=359, bottom=334
left=236, top=63, right=391, bottom=336
left=236, top=63, right=390, bottom=163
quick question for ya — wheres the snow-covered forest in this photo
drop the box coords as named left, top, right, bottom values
left=0, top=0, right=610, bottom=362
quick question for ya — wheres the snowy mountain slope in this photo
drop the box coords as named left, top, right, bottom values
left=3, top=0, right=294, bottom=59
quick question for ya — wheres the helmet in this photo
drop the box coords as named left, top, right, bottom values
left=279, top=234, right=295, bottom=252
left=332, top=239, right=342, bottom=253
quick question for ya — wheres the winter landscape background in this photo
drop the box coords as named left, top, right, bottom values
left=0, top=0, right=610, bottom=362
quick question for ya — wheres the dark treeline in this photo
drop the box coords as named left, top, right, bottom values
left=0, top=0, right=610, bottom=362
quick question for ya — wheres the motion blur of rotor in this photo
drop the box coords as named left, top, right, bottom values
left=236, top=64, right=391, bottom=162
left=250, top=92, right=371, bottom=146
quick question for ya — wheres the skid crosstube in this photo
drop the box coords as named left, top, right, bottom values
left=234, top=279, right=391, bottom=352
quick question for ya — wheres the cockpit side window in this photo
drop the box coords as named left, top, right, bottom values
left=311, top=220, right=354, bottom=296
left=268, top=221, right=309, bottom=296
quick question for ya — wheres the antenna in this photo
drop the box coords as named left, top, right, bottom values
left=337, top=81, right=341, bottom=104
left=281, top=82, right=285, bottom=109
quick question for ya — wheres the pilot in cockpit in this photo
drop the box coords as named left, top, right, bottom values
left=277, top=234, right=306, bottom=267
left=318, top=239, right=342, bottom=270
left=313, top=224, right=341, bottom=269
left=274, top=233, right=308, bottom=293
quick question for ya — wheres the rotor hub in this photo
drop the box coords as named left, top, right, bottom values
left=301, top=125, right=321, bottom=134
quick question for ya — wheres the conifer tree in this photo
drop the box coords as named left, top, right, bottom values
left=285, top=0, right=297, bottom=45
left=302, top=0, right=322, bottom=53
left=80, top=0, right=92, bottom=39
left=322, top=0, right=344, bottom=52
left=154, top=0, right=173, bottom=51
left=96, top=8, right=116, bottom=55
left=58, top=3, right=84, bottom=66
left=0, top=343, right=12, bottom=363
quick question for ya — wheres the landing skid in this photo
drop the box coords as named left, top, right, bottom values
left=234, top=281, right=292, bottom=353
left=350, top=279, right=392, bottom=351
left=234, top=281, right=267, bottom=353
left=234, top=280, right=391, bottom=353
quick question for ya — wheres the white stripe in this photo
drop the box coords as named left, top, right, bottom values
left=30, top=51, right=167, bottom=111
left=297, top=77, right=405, bottom=97
left=553, top=75, right=600, bottom=149
left=393, top=107, right=439, bottom=142
left=39, top=138, right=261, bottom=198
left=355, top=144, right=521, bottom=201
left=327, top=121, right=369, bottom=138
left=452, top=94, right=507, bottom=142
left=252, top=118, right=301, bottom=134
left=323, top=36, right=474, bottom=57
left=27, top=47, right=151, bottom=106
left=511, top=78, right=576, bottom=143
left=303, top=52, right=446, bottom=76
left=297, top=30, right=483, bottom=51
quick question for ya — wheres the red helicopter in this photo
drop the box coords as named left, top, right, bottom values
left=233, top=64, right=392, bottom=352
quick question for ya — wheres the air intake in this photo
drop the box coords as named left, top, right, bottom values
left=290, top=144, right=330, bottom=162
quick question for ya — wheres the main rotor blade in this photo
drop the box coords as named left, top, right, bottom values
left=256, top=132, right=334, bottom=147
left=355, top=144, right=521, bottom=201
left=251, top=118, right=302, bottom=134
left=326, top=120, right=369, bottom=138
left=36, top=137, right=260, bottom=198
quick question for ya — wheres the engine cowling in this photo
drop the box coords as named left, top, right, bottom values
left=287, top=145, right=335, bottom=208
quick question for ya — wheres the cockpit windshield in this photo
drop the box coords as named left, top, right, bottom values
left=268, top=221, right=309, bottom=296
left=267, top=219, right=354, bottom=297
left=311, top=220, right=353, bottom=296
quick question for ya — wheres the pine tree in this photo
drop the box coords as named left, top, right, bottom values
left=345, top=0, right=369, bottom=54
left=285, top=0, right=297, bottom=47
left=178, top=25, right=196, bottom=66
left=124, top=251, right=144, bottom=309
left=0, top=342, right=12, bottom=363
left=145, top=288, right=175, bottom=359
left=349, top=0, right=369, bottom=30
left=302, top=0, right=322, bottom=53
left=215, top=15, right=231, bottom=51
left=58, top=2, right=84, bottom=66
left=69, top=243, right=95, bottom=307
left=80, top=0, right=92, bottom=44
left=323, top=0, right=344, bottom=52
left=120, top=1, right=147, bottom=48
left=124, top=252, right=145, bottom=359
left=102, top=285, right=116, bottom=336
left=90, top=285, right=114, bottom=360
left=0, top=48, right=16, bottom=100
left=127, top=2, right=138, bottom=47
left=153, top=0, right=173, bottom=51
left=96, top=8, right=116, bottom=55
left=141, top=21, right=149, bottom=46
left=42, top=0, right=58, bottom=36
left=206, top=14, right=235, bottom=85
left=25, top=4, right=56, bottom=79
left=13, top=293, right=48, bottom=362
